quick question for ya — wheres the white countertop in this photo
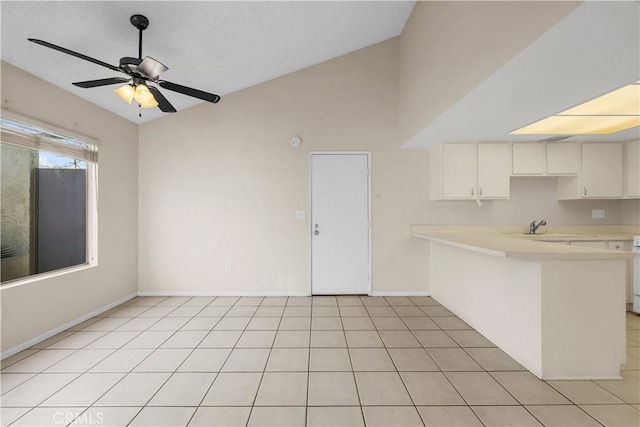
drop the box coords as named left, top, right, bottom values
left=411, top=225, right=638, bottom=260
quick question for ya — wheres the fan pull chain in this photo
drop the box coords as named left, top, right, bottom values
left=139, top=104, right=142, bottom=118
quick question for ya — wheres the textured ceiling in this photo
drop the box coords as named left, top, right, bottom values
left=1, top=1, right=415, bottom=124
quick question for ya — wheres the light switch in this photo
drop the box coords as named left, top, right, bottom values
left=592, top=209, right=605, bottom=219
left=296, top=211, right=306, bottom=220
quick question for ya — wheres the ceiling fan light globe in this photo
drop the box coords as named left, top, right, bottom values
left=114, top=84, right=135, bottom=104
left=140, top=98, right=159, bottom=108
left=133, top=83, right=155, bottom=104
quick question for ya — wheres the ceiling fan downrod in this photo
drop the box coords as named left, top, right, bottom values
left=130, top=14, right=149, bottom=59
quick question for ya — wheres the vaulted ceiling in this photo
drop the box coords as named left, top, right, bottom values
left=1, top=1, right=415, bottom=123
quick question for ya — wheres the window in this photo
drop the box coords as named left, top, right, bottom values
left=1, top=116, right=98, bottom=284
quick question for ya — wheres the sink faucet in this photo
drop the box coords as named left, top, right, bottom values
left=529, top=220, right=547, bottom=235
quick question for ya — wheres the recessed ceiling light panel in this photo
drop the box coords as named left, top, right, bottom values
left=510, top=115, right=640, bottom=135
left=558, top=84, right=640, bottom=116
left=510, top=79, right=640, bottom=135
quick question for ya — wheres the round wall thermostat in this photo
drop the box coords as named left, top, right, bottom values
left=290, top=136, right=302, bottom=148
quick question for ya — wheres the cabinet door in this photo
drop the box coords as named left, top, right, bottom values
left=626, top=140, right=640, bottom=198
left=547, top=143, right=579, bottom=175
left=581, top=143, right=623, bottom=198
left=477, top=143, right=510, bottom=199
left=442, top=143, right=477, bottom=199
left=512, top=143, right=546, bottom=175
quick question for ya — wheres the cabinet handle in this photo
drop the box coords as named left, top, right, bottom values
left=479, top=187, right=483, bottom=196
left=471, top=188, right=474, bottom=196
left=583, top=188, right=587, bottom=196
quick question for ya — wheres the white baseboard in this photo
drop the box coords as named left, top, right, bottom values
left=1, top=292, right=137, bottom=360
left=369, top=291, right=431, bottom=297
left=542, top=375, right=623, bottom=381
left=138, top=291, right=311, bottom=297
left=138, top=291, right=430, bottom=297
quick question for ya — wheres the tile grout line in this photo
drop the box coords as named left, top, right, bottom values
left=342, top=296, right=367, bottom=426
left=9, top=296, right=172, bottom=426
left=4, top=296, right=639, bottom=427
left=241, top=296, right=276, bottom=427
left=182, top=296, right=246, bottom=427
left=66, top=296, right=206, bottom=426
left=73, top=296, right=181, bottom=426
left=386, top=296, right=448, bottom=426
left=305, top=296, right=313, bottom=426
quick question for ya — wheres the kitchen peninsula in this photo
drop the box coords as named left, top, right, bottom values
left=412, top=225, right=637, bottom=380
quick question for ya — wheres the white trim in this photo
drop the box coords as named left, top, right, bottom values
left=138, top=291, right=311, bottom=297
left=1, top=108, right=99, bottom=145
left=369, top=291, right=431, bottom=297
left=309, top=151, right=372, bottom=296
left=542, top=375, right=623, bottom=381
left=0, top=264, right=96, bottom=290
left=0, top=292, right=137, bottom=360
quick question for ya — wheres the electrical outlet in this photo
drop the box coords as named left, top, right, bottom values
left=225, top=263, right=233, bottom=273
left=450, top=211, right=456, bottom=221
left=296, top=211, right=306, bottom=220
left=592, top=209, right=605, bottom=219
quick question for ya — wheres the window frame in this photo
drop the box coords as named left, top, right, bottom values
left=0, top=110, right=99, bottom=288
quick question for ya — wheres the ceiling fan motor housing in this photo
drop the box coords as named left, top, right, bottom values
left=119, top=56, right=142, bottom=73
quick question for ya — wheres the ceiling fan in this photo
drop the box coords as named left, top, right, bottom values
left=28, top=14, right=220, bottom=114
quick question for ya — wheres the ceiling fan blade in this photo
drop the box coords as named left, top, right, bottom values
left=158, top=80, right=220, bottom=103
left=28, top=38, right=122, bottom=72
left=148, top=86, right=177, bottom=113
left=72, top=77, right=131, bottom=88
left=138, top=57, right=169, bottom=79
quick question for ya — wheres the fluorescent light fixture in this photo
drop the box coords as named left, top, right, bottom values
left=558, top=84, right=640, bottom=116
left=511, top=115, right=640, bottom=135
left=510, top=80, right=640, bottom=135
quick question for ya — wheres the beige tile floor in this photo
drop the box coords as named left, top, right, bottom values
left=1, top=295, right=639, bottom=427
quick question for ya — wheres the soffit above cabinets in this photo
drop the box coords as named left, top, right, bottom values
left=0, top=1, right=415, bottom=124
left=405, top=1, right=640, bottom=148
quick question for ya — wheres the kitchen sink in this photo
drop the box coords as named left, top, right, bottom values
left=507, top=232, right=584, bottom=238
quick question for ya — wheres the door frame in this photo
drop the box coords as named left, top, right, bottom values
left=308, top=151, right=372, bottom=296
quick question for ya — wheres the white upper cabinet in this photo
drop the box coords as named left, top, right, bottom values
left=442, top=143, right=477, bottom=199
left=511, top=142, right=580, bottom=176
left=478, top=143, right=511, bottom=199
left=581, top=143, right=623, bottom=198
left=512, top=143, right=546, bottom=175
left=431, top=143, right=510, bottom=200
left=547, top=142, right=579, bottom=175
left=430, top=141, right=626, bottom=201
left=625, top=140, right=640, bottom=198
left=558, top=143, right=623, bottom=199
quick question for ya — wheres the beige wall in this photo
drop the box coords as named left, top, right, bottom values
left=621, top=199, right=640, bottom=225
left=139, top=39, right=431, bottom=295
left=0, top=62, right=139, bottom=353
left=397, top=1, right=579, bottom=142
left=139, top=30, right=621, bottom=297
left=425, top=173, right=623, bottom=226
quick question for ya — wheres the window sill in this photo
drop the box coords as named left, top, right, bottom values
left=0, top=263, right=97, bottom=290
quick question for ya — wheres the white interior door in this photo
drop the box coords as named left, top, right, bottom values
left=311, top=153, right=370, bottom=295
